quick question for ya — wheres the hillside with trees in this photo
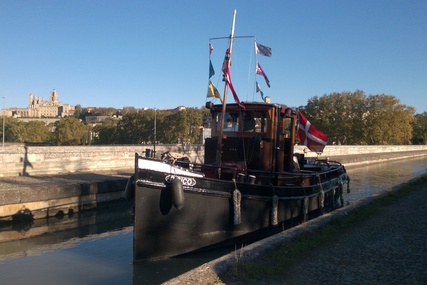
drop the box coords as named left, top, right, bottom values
left=1, top=91, right=426, bottom=146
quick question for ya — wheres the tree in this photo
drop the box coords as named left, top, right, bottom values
left=93, top=118, right=118, bottom=144
left=1, top=118, right=50, bottom=143
left=116, top=111, right=149, bottom=144
left=412, top=112, right=427, bottom=145
left=182, top=108, right=205, bottom=144
left=303, top=91, right=415, bottom=145
left=23, top=121, right=51, bottom=143
left=365, top=95, right=415, bottom=144
left=158, top=108, right=205, bottom=144
left=3, top=117, right=24, bottom=142
left=54, top=117, right=87, bottom=145
left=151, top=110, right=168, bottom=143
left=161, top=111, right=183, bottom=144
left=303, top=90, right=367, bottom=144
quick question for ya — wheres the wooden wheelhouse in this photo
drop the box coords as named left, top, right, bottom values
left=204, top=102, right=298, bottom=181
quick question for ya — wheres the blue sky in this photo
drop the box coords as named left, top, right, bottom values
left=1, top=0, right=426, bottom=113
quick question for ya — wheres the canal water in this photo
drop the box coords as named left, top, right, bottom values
left=0, top=157, right=426, bottom=285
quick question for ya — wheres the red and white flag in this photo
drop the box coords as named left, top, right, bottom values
left=256, top=62, right=270, bottom=87
left=222, top=48, right=245, bottom=109
left=223, top=69, right=245, bottom=109
left=297, top=111, right=328, bottom=153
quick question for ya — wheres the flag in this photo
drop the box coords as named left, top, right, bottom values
left=223, top=69, right=245, bottom=109
left=256, top=81, right=264, bottom=101
left=207, top=81, right=222, bottom=102
left=256, top=62, right=270, bottom=87
left=209, top=42, right=214, bottom=55
left=221, top=48, right=244, bottom=109
left=255, top=42, right=272, bottom=57
left=222, top=48, right=231, bottom=74
left=209, top=60, right=215, bottom=78
left=297, top=111, right=328, bottom=153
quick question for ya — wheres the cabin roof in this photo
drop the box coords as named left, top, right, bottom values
left=209, top=102, right=280, bottom=111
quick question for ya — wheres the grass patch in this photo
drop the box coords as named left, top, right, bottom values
left=222, top=174, right=427, bottom=283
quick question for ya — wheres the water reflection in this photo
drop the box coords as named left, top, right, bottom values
left=344, top=157, right=427, bottom=203
left=0, top=202, right=133, bottom=260
left=0, top=157, right=425, bottom=284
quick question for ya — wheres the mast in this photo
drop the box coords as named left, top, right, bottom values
left=216, top=10, right=237, bottom=177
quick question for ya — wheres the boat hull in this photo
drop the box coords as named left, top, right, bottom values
left=133, top=159, right=348, bottom=261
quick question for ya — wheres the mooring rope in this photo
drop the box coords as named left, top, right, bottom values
left=232, top=179, right=242, bottom=225
left=233, top=188, right=242, bottom=225
left=317, top=174, right=325, bottom=209
left=303, top=196, right=309, bottom=222
left=331, top=188, right=336, bottom=210
left=338, top=176, right=344, bottom=207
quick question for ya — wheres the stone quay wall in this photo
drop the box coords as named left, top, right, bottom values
left=1, top=144, right=427, bottom=177
left=0, top=144, right=203, bottom=177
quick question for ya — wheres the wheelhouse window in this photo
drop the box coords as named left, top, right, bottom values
left=214, top=111, right=269, bottom=133
left=216, top=112, right=239, bottom=132
left=244, top=111, right=268, bottom=133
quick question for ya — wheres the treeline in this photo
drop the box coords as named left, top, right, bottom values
left=1, top=107, right=209, bottom=146
left=1, top=91, right=426, bottom=146
left=300, top=90, right=426, bottom=145
left=92, top=108, right=209, bottom=145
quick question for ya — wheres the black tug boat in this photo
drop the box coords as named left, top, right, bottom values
left=129, top=11, right=350, bottom=262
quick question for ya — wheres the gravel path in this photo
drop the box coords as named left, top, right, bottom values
left=271, top=180, right=427, bottom=285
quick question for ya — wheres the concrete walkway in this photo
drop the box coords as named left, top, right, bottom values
left=164, top=175, right=427, bottom=284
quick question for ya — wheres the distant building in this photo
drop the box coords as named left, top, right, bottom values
left=162, top=106, right=186, bottom=113
left=4, top=89, right=75, bottom=118
left=85, top=115, right=121, bottom=124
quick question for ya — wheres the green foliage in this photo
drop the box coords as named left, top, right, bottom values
left=94, top=108, right=207, bottom=145
left=411, top=112, right=427, bottom=145
left=304, top=90, right=367, bottom=144
left=365, top=95, right=415, bottom=144
left=93, top=118, right=118, bottom=144
left=2, top=117, right=51, bottom=143
left=159, top=108, right=204, bottom=144
left=303, top=91, right=415, bottom=145
left=3, top=117, right=24, bottom=142
left=115, top=110, right=155, bottom=144
left=23, top=121, right=51, bottom=143
left=54, top=117, right=87, bottom=145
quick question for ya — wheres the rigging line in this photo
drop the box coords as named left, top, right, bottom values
left=245, top=39, right=255, bottom=102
